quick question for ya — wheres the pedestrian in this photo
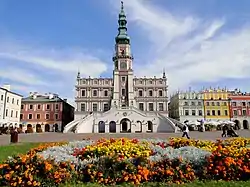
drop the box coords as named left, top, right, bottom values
left=182, top=122, right=190, bottom=139
left=221, top=124, right=228, bottom=137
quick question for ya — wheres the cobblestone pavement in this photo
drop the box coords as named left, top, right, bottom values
left=0, top=130, right=250, bottom=145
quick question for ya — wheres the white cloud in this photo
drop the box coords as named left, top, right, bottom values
left=0, top=39, right=109, bottom=101
left=0, top=42, right=107, bottom=77
left=0, top=68, right=46, bottom=86
left=112, top=0, right=250, bottom=92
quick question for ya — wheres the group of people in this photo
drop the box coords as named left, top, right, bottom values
left=181, top=120, right=239, bottom=139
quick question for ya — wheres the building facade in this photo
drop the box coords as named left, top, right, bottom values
left=203, top=88, right=230, bottom=120
left=20, top=92, right=74, bottom=132
left=0, top=85, right=22, bottom=127
left=64, top=2, right=180, bottom=134
left=169, top=90, right=204, bottom=123
left=229, top=89, right=250, bottom=129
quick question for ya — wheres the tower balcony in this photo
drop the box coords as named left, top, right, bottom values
left=112, top=54, right=134, bottom=61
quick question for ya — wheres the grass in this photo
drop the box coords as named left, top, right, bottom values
left=1, top=143, right=250, bottom=187
left=0, top=142, right=41, bottom=162
left=61, top=181, right=250, bottom=187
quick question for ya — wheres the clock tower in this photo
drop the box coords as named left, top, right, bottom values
left=112, top=1, right=135, bottom=108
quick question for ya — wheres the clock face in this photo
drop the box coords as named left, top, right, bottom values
left=120, top=47, right=126, bottom=55
left=120, top=62, right=127, bottom=69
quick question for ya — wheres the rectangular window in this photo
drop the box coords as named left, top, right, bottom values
left=81, top=103, right=86, bottom=111
left=0, top=95, right=3, bottom=101
left=206, top=102, right=209, bottom=106
left=223, top=102, right=227, bottom=106
left=93, top=103, right=98, bottom=111
left=11, top=110, right=13, bottom=117
left=192, top=110, right=196, bottom=116
left=36, top=114, right=40, bottom=119
left=104, top=90, right=108, bottom=97
left=149, top=103, right=154, bottom=111
left=159, top=103, right=164, bottom=111
left=139, top=103, right=144, bottom=111
left=207, top=110, right=210, bottom=116
left=21, top=105, right=24, bottom=110
left=212, top=110, right=216, bottom=116
left=104, top=103, right=109, bottom=112
left=37, top=104, right=41, bottom=110
left=242, top=102, right=246, bottom=107
left=45, top=114, right=50, bottom=120
left=139, top=90, right=143, bottom=97
left=184, top=102, right=188, bottom=106
left=198, top=102, right=202, bottom=106
left=93, top=90, right=97, bottom=97
left=55, top=104, right=59, bottom=110
left=12, top=98, right=14, bottom=104
left=232, top=102, right=236, bottom=106
left=5, top=109, right=8, bottom=117
left=158, top=90, right=163, bottom=97
left=55, top=114, right=58, bottom=120
left=7, top=97, right=9, bottom=102
left=20, top=114, right=23, bottom=120
left=225, top=110, right=228, bottom=116
left=81, top=90, right=86, bottom=97
left=191, top=102, right=195, bottom=106
left=211, top=102, right=215, bottom=106
left=46, top=104, right=50, bottom=110
left=15, top=111, right=18, bottom=118
left=29, top=105, right=33, bottom=110
left=217, top=110, right=221, bottom=116
left=217, top=102, right=220, bottom=106
left=122, top=89, right=126, bottom=96
left=185, top=110, right=189, bottom=116
left=243, top=110, right=247, bottom=116
left=198, top=110, right=202, bottom=116
left=17, top=99, right=19, bottom=105
left=28, top=114, right=32, bottom=119
left=233, top=110, right=237, bottom=116
left=121, top=76, right=126, bottom=82
left=149, top=90, right=153, bottom=97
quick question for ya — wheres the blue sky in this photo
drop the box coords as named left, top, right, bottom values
left=1, top=0, right=250, bottom=105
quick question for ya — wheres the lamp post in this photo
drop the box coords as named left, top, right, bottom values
left=228, top=98, right=232, bottom=121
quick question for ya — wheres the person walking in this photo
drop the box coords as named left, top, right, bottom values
left=221, top=124, right=228, bottom=137
left=182, top=122, right=190, bottom=139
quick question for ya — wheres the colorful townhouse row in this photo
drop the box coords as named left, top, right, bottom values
left=0, top=84, right=75, bottom=133
left=169, top=88, right=250, bottom=130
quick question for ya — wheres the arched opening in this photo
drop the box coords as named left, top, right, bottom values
left=27, top=124, right=33, bottom=133
left=135, top=120, right=142, bottom=133
left=98, top=121, right=105, bottom=133
left=243, top=120, right=249, bottom=129
left=36, top=124, right=42, bottom=133
left=120, top=118, right=131, bottom=133
left=234, top=120, right=241, bottom=130
left=54, top=124, right=59, bottom=132
left=109, top=121, right=116, bottom=133
left=45, top=124, right=50, bottom=132
left=147, top=121, right=153, bottom=132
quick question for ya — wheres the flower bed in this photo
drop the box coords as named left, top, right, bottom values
left=0, top=138, right=250, bottom=186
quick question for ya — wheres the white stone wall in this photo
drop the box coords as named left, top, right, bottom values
left=0, top=87, right=22, bottom=126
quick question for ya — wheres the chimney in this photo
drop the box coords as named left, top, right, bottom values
left=2, top=84, right=11, bottom=91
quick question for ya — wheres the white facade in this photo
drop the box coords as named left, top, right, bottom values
left=169, top=91, right=204, bottom=123
left=0, top=85, right=22, bottom=127
left=63, top=3, right=182, bottom=133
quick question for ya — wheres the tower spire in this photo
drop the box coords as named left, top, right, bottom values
left=77, top=69, right=80, bottom=79
left=115, top=1, right=130, bottom=44
left=163, top=68, right=166, bottom=78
